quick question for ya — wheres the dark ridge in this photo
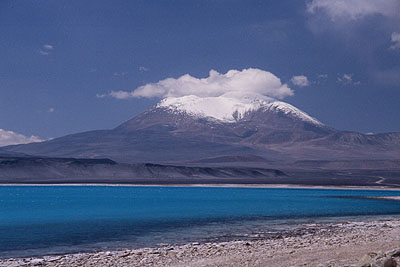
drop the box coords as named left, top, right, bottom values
left=293, top=159, right=400, bottom=170
left=0, top=156, right=287, bottom=185
left=0, top=157, right=117, bottom=165
left=192, top=155, right=270, bottom=164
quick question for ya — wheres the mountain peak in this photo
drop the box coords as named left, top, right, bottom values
left=156, top=92, right=323, bottom=126
left=3, top=90, right=400, bottom=163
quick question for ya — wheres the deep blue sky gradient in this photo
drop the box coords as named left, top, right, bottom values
left=1, top=0, right=399, bottom=139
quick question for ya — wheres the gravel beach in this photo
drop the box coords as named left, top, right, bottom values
left=1, top=218, right=400, bottom=267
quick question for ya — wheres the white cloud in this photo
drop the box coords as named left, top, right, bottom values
left=113, top=71, right=128, bottom=77
left=307, top=0, right=400, bottom=21
left=39, top=50, right=50, bottom=56
left=290, top=75, right=310, bottom=87
left=48, top=108, right=55, bottom=113
left=39, top=44, right=54, bottom=56
left=315, top=74, right=328, bottom=84
left=139, top=66, right=149, bottom=72
left=338, top=73, right=353, bottom=84
left=96, top=91, right=132, bottom=99
left=43, top=44, right=53, bottom=50
left=390, top=32, right=400, bottom=50
left=105, top=68, right=293, bottom=100
left=110, top=91, right=133, bottom=99
left=0, top=129, right=44, bottom=147
left=337, top=73, right=361, bottom=85
left=337, top=73, right=353, bottom=84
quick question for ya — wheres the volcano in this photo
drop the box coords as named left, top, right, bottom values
left=3, top=92, right=400, bottom=163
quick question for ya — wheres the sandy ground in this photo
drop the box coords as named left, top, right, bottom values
left=1, top=218, right=400, bottom=267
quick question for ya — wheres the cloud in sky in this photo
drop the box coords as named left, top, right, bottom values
left=104, top=68, right=293, bottom=100
left=0, top=129, right=43, bottom=147
left=139, top=66, right=149, bottom=72
left=113, top=71, right=128, bottom=77
left=96, top=93, right=106, bottom=98
left=39, top=44, right=54, bottom=56
left=337, top=73, right=353, bottom=84
left=314, top=74, right=328, bottom=84
left=43, top=44, right=53, bottom=50
left=307, top=0, right=400, bottom=21
left=337, top=73, right=361, bottom=86
left=307, top=1, right=400, bottom=87
left=390, top=32, right=400, bottom=50
left=290, top=75, right=310, bottom=87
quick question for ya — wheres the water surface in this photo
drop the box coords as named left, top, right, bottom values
left=0, top=186, right=400, bottom=258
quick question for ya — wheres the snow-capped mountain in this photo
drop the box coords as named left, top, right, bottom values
left=156, top=92, right=323, bottom=126
left=2, top=93, right=400, bottom=163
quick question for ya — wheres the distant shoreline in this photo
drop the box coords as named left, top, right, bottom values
left=1, top=183, right=400, bottom=191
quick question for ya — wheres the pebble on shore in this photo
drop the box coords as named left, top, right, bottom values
left=1, top=219, right=400, bottom=267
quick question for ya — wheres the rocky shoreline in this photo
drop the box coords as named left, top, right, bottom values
left=1, top=218, right=400, bottom=267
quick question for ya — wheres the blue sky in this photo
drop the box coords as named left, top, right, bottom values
left=1, top=0, right=400, bottom=143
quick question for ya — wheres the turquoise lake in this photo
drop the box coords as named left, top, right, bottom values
left=1, top=186, right=400, bottom=258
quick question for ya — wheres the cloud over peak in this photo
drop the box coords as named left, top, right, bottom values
left=0, top=129, right=43, bottom=147
left=104, top=68, right=293, bottom=100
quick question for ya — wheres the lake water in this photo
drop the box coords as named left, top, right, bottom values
left=1, top=186, right=400, bottom=258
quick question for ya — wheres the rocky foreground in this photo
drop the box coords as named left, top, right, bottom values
left=1, top=219, right=400, bottom=267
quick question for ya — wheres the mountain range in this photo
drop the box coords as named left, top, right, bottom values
left=2, top=92, right=400, bottom=164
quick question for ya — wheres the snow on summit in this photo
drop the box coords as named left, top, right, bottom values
left=106, top=68, right=322, bottom=125
left=157, top=92, right=273, bottom=122
left=157, top=92, right=323, bottom=126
